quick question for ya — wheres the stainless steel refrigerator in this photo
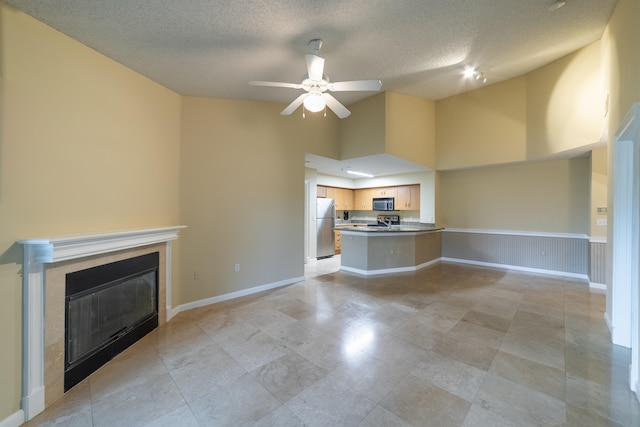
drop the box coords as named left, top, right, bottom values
left=316, top=198, right=336, bottom=259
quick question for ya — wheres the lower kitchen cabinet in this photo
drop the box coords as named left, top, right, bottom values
left=334, top=230, right=341, bottom=254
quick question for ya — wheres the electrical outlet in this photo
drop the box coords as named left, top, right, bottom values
left=193, top=271, right=200, bottom=280
left=234, top=264, right=240, bottom=272
left=540, top=250, right=546, bottom=257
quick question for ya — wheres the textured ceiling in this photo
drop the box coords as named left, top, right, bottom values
left=5, top=0, right=618, bottom=178
left=6, top=0, right=617, bottom=104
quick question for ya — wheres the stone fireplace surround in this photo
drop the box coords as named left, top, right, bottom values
left=18, top=226, right=185, bottom=422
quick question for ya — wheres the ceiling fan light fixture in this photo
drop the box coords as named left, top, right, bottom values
left=303, top=93, right=325, bottom=112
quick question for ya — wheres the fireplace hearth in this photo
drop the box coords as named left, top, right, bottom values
left=64, top=252, right=159, bottom=390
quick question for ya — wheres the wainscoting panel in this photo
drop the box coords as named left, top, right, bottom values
left=442, top=230, right=589, bottom=276
left=589, top=240, right=607, bottom=287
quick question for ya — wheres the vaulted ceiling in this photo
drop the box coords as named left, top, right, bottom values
left=6, top=0, right=618, bottom=178
left=6, top=0, right=617, bottom=105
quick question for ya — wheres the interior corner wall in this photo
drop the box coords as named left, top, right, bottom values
left=435, top=77, right=528, bottom=170
left=385, top=92, right=436, bottom=169
left=591, top=148, right=608, bottom=238
left=0, top=5, right=181, bottom=421
left=526, top=41, right=605, bottom=160
left=602, top=0, right=640, bottom=346
left=339, top=92, right=386, bottom=160
left=179, top=97, right=340, bottom=306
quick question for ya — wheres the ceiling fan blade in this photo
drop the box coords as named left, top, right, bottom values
left=249, top=81, right=303, bottom=89
left=280, top=93, right=307, bottom=115
left=328, top=80, right=382, bottom=92
left=306, top=54, right=325, bottom=81
left=322, top=93, right=351, bottom=119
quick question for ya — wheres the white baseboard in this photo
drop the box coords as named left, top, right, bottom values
left=604, top=311, right=613, bottom=335
left=441, top=257, right=590, bottom=281
left=168, top=276, right=305, bottom=318
left=0, top=410, right=24, bottom=427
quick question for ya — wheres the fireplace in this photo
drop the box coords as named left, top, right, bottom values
left=64, top=252, right=159, bottom=391
left=18, top=226, right=185, bottom=421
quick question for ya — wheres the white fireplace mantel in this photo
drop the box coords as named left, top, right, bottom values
left=17, top=226, right=186, bottom=421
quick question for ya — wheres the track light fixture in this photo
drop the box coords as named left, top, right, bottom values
left=463, top=66, right=487, bottom=84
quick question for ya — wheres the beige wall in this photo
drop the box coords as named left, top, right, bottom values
left=437, top=41, right=605, bottom=170
left=385, top=92, right=436, bottom=169
left=603, top=0, right=640, bottom=134
left=0, top=5, right=181, bottom=418
left=339, top=92, right=436, bottom=169
left=601, top=0, right=640, bottom=318
left=435, top=39, right=608, bottom=239
left=436, top=77, right=528, bottom=170
left=3, top=0, right=639, bottom=421
left=590, top=148, right=608, bottom=238
left=179, top=97, right=339, bottom=304
left=526, top=41, right=605, bottom=159
left=439, top=157, right=590, bottom=234
left=339, top=93, right=386, bottom=160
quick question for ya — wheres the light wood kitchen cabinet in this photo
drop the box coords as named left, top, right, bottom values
left=354, top=188, right=373, bottom=210
left=324, top=186, right=337, bottom=200
left=396, top=184, right=420, bottom=210
left=335, top=188, right=354, bottom=211
left=334, top=230, right=341, bottom=254
left=317, top=186, right=354, bottom=210
left=320, top=184, right=419, bottom=211
left=371, top=186, right=397, bottom=198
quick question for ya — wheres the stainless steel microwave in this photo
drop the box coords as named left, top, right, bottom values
left=372, top=197, right=395, bottom=211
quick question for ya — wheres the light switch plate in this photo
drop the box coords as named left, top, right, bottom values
left=597, top=218, right=607, bottom=226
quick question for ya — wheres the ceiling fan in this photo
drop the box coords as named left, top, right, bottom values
left=249, top=39, right=382, bottom=119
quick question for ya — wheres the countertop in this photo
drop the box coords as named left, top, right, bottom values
left=335, top=224, right=443, bottom=233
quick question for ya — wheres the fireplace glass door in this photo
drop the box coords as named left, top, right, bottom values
left=66, top=270, right=157, bottom=366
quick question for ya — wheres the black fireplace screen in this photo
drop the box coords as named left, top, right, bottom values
left=65, top=252, right=159, bottom=390
left=66, top=270, right=156, bottom=365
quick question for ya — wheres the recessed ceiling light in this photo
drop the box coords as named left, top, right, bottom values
left=347, top=170, right=374, bottom=178
left=547, top=0, right=567, bottom=12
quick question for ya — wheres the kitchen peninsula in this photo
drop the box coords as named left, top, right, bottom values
left=336, top=225, right=443, bottom=275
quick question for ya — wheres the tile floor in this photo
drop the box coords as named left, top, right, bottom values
left=25, top=257, right=640, bottom=426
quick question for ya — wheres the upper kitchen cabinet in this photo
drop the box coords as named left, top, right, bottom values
left=355, top=188, right=373, bottom=210
left=396, top=184, right=420, bottom=210
left=335, top=188, right=354, bottom=211
left=317, top=186, right=354, bottom=211
left=370, top=187, right=397, bottom=198
left=323, top=186, right=337, bottom=200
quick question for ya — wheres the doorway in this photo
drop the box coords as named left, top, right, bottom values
left=610, top=102, right=640, bottom=400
